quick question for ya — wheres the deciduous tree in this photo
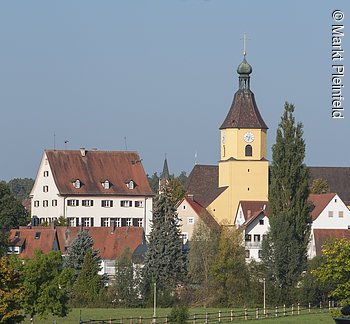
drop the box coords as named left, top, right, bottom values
left=310, top=178, right=330, bottom=194
left=0, top=256, right=24, bottom=323
left=312, top=238, right=350, bottom=304
left=23, top=251, right=74, bottom=319
left=261, top=102, right=311, bottom=303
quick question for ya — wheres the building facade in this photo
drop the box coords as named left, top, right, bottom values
left=30, top=149, right=154, bottom=235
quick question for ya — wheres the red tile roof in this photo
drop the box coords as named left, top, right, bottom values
left=183, top=197, right=219, bottom=230
left=8, top=227, right=58, bottom=259
left=56, top=226, right=145, bottom=260
left=239, top=201, right=269, bottom=221
left=45, top=150, right=153, bottom=196
left=308, top=193, right=336, bottom=221
left=313, top=229, right=350, bottom=256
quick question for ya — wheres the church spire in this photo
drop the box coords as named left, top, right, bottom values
left=237, top=32, right=252, bottom=90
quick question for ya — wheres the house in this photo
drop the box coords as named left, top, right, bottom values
left=308, top=193, right=350, bottom=258
left=8, top=226, right=59, bottom=258
left=234, top=201, right=269, bottom=261
left=312, top=229, right=350, bottom=256
left=56, top=226, right=146, bottom=277
left=7, top=226, right=146, bottom=278
left=30, top=149, right=154, bottom=235
left=176, top=195, right=219, bottom=242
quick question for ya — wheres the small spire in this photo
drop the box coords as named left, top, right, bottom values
left=243, top=32, right=247, bottom=56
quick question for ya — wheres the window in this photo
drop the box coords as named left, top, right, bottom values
left=259, top=219, right=264, bottom=225
left=339, top=211, right=344, bottom=218
left=102, top=180, right=110, bottom=189
left=245, top=250, right=250, bottom=258
left=137, top=218, right=143, bottom=227
left=35, top=232, right=41, bottom=239
left=101, top=200, right=113, bottom=208
left=135, top=200, right=143, bottom=208
left=245, top=234, right=252, bottom=242
left=101, top=218, right=110, bottom=227
left=82, top=218, right=91, bottom=227
left=126, top=218, right=132, bottom=226
left=245, top=144, right=252, bottom=157
left=188, top=217, right=195, bottom=225
left=182, top=232, right=188, bottom=242
left=43, top=171, right=49, bottom=177
left=183, top=205, right=187, bottom=210
left=258, top=250, right=262, bottom=258
left=127, top=180, right=135, bottom=190
left=67, top=218, right=76, bottom=227
left=15, top=231, right=20, bottom=238
left=43, top=185, right=49, bottom=192
left=121, top=200, right=132, bottom=207
left=254, top=234, right=261, bottom=242
left=52, top=199, right=57, bottom=207
left=328, top=211, right=334, bottom=217
left=115, top=218, right=121, bottom=227
left=43, top=200, right=49, bottom=207
left=34, top=200, right=39, bottom=207
left=82, top=200, right=94, bottom=207
left=67, top=199, right=79, bottom=207
left=73, top=179, right=81, bottom=189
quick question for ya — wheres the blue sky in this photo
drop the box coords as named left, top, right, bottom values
left=0, top=1, right=349, bottom=180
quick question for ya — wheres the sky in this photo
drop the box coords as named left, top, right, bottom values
left=0, top=1, right=349, bottom=181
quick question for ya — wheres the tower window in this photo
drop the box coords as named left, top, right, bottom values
left=245, top=145, right=252, bottom=157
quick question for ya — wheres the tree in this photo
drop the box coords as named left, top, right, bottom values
left=168, top=178, right=187, bottom=205
left=0, top=256, right=25, bottom=323
left=147, top=172, right=160, bottom=194
left=0, top=181, right=29, bottom=230
left=22, top=250, right=74, bottom=319
left=211, top=226, right=250, bottom=306
left=7, top=178, right=34, bottom=202
left=312, top=238, right=350, bottom=304
left=64, top=230, right=101, bottom=275
left=188, top=219, right=219, bottom=305
left=142, top=185, right=187, bottom=304
left=113, top=248, right=141, bottom=307
left=261, top=102, right=311, bottom=303
left=310, top=178, right=330, bottom=194
left=71, top=249, right=102, bottom=307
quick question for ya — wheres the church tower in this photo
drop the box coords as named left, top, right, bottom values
left=209, top=51, right=269, bottom=224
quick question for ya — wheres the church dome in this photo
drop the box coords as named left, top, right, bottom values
left=237, top=55, right=252, bottom=75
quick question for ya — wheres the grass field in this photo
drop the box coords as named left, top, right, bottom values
left=24, top=307, right=335, bottom=324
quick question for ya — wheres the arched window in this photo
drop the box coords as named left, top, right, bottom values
left=245, top=144, right=252, bottom=157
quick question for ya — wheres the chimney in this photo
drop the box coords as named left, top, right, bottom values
left=80, top=148, right=87, bottom=157
left=263, top=204, right=266, bottom=211
left=187, top=194, right=194, bottom=201
left=247, top=209, right=251, bottom=218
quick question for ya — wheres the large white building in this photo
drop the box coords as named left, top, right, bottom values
left=30, top=149, right=154, bottom=235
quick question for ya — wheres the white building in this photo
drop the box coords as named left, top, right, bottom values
left=235, top=201, right=269, bottom=262
left=308, top=193, right=350, bottom=258
left=30, top=149, right=154, bottom=235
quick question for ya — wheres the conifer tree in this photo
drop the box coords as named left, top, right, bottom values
left=142, top=184, right=187, bottom=303
left=261, top=102, right=311, bottom=303
left=71, top=249, right=102, bottom=307
left=64, top=230, right=101, bottom=275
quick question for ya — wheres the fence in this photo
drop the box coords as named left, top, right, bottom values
left=80, top=301, right=333, bottom=324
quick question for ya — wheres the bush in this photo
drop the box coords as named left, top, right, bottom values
left=169, top=305, right=189, bottom=324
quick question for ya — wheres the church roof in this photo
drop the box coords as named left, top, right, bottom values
left=44, top=150, right=153, bottom=196
left=220, top=89, right=268, bottom=129
left=185, top=165, right=227, bottom=208
left=160, top=158, right=170, bottom=181
left=309, top=167, right=350, bottom=206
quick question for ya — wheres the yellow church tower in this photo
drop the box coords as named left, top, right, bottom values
left=208, top=50, right=269, bottom=225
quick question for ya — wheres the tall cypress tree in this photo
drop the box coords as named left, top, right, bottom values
left=142, top=184, right=187, bottom=303
left=261, top=102, right=311, bottom=303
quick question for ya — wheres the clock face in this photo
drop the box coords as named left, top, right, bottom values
left=244, top=132, right=254, bottom=143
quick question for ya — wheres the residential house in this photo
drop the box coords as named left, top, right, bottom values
left=30, top=149, right=154, bottom=235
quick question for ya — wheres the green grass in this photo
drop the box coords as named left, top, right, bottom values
left=23, top=308, right=335, bottom=324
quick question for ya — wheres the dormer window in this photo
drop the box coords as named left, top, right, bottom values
left=102, top=180, right=110, bottom=189
left=127, top=180, right=135, bottom=190
left=73, top=179, right=81, bottom=189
